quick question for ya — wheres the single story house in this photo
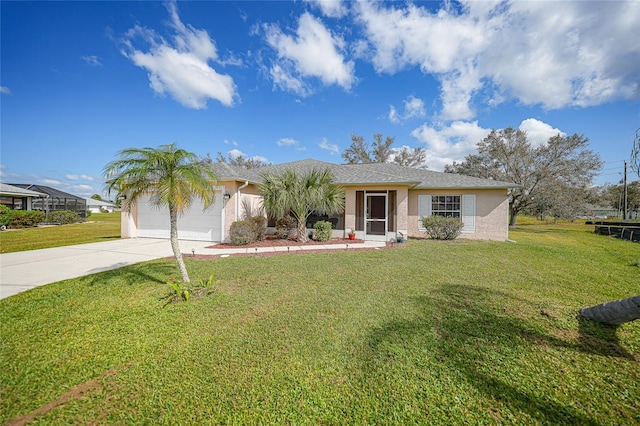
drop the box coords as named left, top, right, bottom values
left=0, top=183, right=48, bottom=210
left=121, top=159, right=520, bottom=243
left=85, top=198, right=118, bottom=213
left=7, top=184, right=87, bottom=218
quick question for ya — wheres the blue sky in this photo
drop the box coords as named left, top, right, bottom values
left=2, top=0, right=639, bottom=198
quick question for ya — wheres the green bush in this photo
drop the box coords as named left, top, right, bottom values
left=6, top=210, right=46, bottom=228
left=421, top=215, right=464, bottom=240
left=313, top=220, right=333, bottom=242
left=0, top=205, right=10, bottom=227
left=275, top=215, right=296, bottom=239
left=250, top=216, right=267, bottom=241
left=48, top=210, right=81, bottom=225
left=86, top=210, right=92, bottom=218
left=229, top=220, right=257, bottom=245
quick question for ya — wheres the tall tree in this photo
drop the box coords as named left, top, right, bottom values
left=214, top=152, right=270, bottom=169
left=392, top=146, right=427, bottom=168
left=258, top=168, right=345, bottom=242
left=445, top=127, right=603, bottom=226
left=104, top=144, right=217, bottom=283
left=342, top=134, right=394, bottom=164
left=606, top=181, right=640, bottom=218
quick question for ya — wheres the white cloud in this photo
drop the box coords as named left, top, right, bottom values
left=388, top=105, right=399, bottom=124
left=0, top=86, right=11, bottom=95
left=41, top=179, right=62, bottom=185
left=518, top=118, right=565, bottom=147
left=411, top=121, right=491, bottom=170
left=319, top=138, right=339, bottom=155
left=277, top=137, right=306, bottom=151
left=389, top=95, right=426, bottom=123
left=264, top=12, right=355, bottom=95
left=122, top=2, right=237, bottom=109
left=355, top=1, right=640, bottom=120
left=304, top=0, right=348, bottom=18
left=81, top=55, right=103, bottom=66
left=65, top=174, right=95, bottom=181
left=228, top=149, right=246, bottom=159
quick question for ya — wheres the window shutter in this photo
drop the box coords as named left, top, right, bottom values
left=418, top=195, right=432, bottom=231
left=461, top=194, right=476, bottom=233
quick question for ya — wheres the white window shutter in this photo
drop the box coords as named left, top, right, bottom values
left=418, top=195, right=432, bottom=231
left=462, top=194, right=476, bottom=233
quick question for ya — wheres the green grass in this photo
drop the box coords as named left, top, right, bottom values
left=1, top=221, right=639, bottom=424
left=0, top=212, right=121, bottom=253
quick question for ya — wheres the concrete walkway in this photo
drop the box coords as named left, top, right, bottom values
left=0, top=238, right=385, bottom=299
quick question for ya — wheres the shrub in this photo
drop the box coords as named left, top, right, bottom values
left=275, top=215, right=296, bottom=239
left=229, top=220, right=257, bottom=245
left=313, top=220, right=333, bottom=242
left=86, top=210, right=92, bottom=218
left=48, top=210, right=81, bottom=225
left=4, top=210, right=46, bottom=228
left=421, top=215, right=463, bottom=240
left=250, top=216, right=267, bottom=241
left=0, top=205, right=10, bottom=227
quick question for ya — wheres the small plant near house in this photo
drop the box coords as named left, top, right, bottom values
left=161, top=274, right=219, bottom=306
left=275, top=215, right=297, bottom=239
left=229, top=220, right=258, bottom=245
left=0, top=205, right=11, bottom=228
left=0, top=209, right=46, bottom=229
left=421, top=215, right=464, bottom=240
left=250, top=215, right=267, bottom=241
left=313, top=220, right=333, bottom=242
left=48, top=210, right=82, bottom=225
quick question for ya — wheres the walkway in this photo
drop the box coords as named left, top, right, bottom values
left=0, top=238, right=385, bottom=299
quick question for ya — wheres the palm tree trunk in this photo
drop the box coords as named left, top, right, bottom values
left=580, top=295, right=640, bottom=325
left=169, top=207, right=190, bottom=283
left=297, top=219, right=308, bottom=243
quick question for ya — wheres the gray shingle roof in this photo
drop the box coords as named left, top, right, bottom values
left=236, top=159, right=519, bottom=189
left=1, top=183, right=48, bottom=197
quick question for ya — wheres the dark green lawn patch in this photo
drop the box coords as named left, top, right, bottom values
left=1, top=223, right=638, bottom=424
left=0, top=212, right=120, bottom=253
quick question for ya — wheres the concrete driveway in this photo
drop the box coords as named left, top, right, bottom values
left=0, top=238, right=386, bottom=299
left=0, top=239, right=213, bottom=299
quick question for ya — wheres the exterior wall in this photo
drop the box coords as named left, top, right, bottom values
left=407, top=188, right=510, bottom=241
left=121, top=201, right=138, bottom=239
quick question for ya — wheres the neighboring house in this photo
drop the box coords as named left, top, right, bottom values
left=0, top=182, right=47, bottom=210
left=121, top=159, right=520, bottom=243
left=86, top=198, right=117, bottom=213
left=7, top=184, right=87, bottom=218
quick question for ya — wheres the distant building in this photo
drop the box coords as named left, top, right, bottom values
left=85, top=198, right=117, bottom=213
left=7, top=184, right=87, bottom=218
left=0, top=183, right=47, bottom=210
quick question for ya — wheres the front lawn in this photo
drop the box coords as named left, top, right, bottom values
left=1, top=222, right=638, bottom=424
left=0, top=212, right=120, bottom=253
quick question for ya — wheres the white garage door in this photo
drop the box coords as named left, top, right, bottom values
left=136, top=192, right=223, bottom=242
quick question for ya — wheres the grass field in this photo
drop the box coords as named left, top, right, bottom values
left=1, top=220, right=638, bottom=424
left=0, top=212, right=121, bottom=253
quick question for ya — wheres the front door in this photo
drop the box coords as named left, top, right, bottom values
left=365, top=194, right=387, bottom=241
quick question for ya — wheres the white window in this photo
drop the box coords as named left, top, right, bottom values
left=418, top=194, right=476, bottom=233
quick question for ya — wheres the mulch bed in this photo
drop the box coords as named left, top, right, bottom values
left=177, top=236, right=400, bottom=260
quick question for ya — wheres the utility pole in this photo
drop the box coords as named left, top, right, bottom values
left=623, top=160, right=628, bottom=220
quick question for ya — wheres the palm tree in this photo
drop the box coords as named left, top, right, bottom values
left=580, top=295, right=640, bottom=325
left=104, top=143, right=217, bottom=283
left=259, top=168, right=345, bottom=242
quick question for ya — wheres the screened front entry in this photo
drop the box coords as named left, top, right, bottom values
left=355, top=190, right=396, bottom=241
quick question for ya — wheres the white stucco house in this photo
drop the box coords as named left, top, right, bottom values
left=85, top=198, right=118, bottom=213
left=120, top=159, right=520, bottom=243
